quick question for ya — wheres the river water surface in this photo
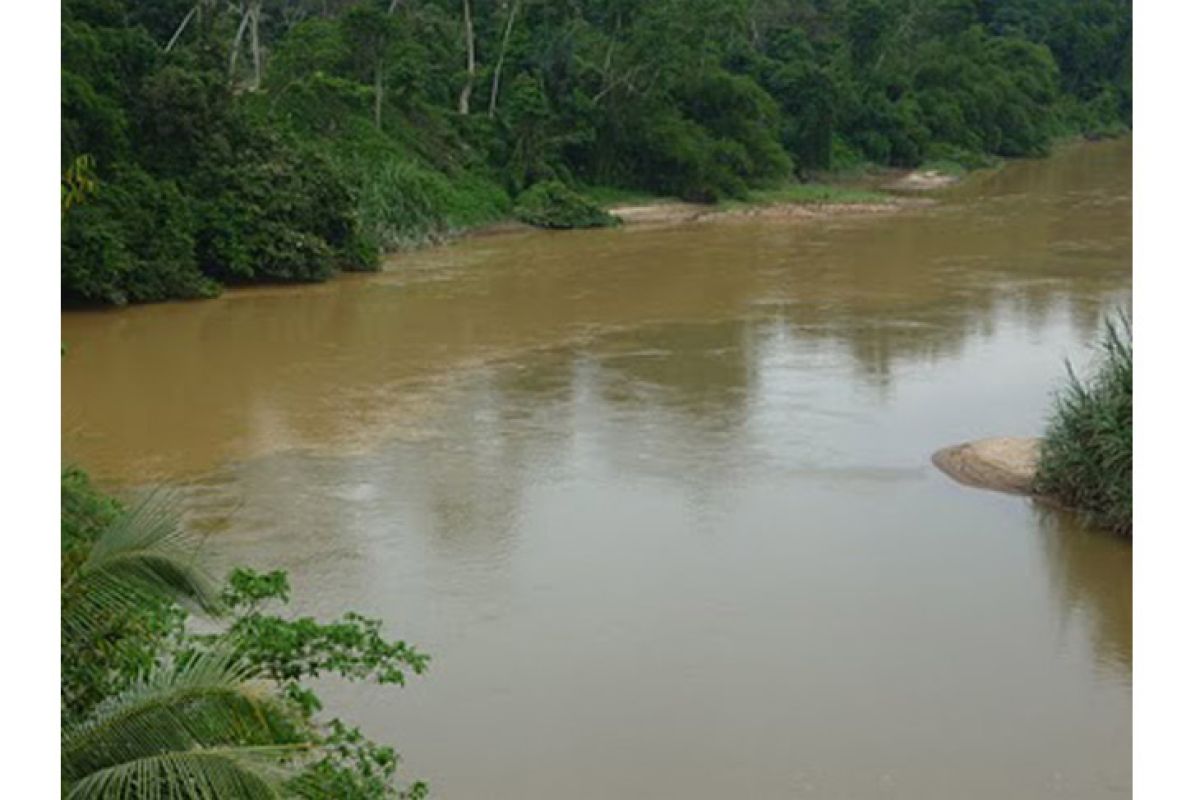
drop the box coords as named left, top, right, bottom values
left=63, top=138, right=1131, bottom=799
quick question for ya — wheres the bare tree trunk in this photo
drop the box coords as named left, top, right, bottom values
left=249, top=1, right=263, bottom=90
left=457, top=0, right=476, bottom=115
left=229, top=6, right=251, bottom=81
left=374, top=61, right=384, bottom=129
left=388, top=0, right=404, bottom=13
left=165, top=5, right=198, bottom=52
left=488, top=0, right=521, bottom=118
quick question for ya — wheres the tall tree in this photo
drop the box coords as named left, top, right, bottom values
left=488, top=0, right=522, bottom=117
left=458, top=0, right=476, bottom=114
left=342, top=4, right=402, bottom=129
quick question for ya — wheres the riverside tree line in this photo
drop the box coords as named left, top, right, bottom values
left=62, top=0, right=1131, bottom=305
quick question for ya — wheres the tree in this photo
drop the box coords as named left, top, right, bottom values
left=59, top=493, right=297, bottom=796
left=488, top=0, right=522, bottom=117
left=340, top=3, right=401, bottom=129
left=61, top=0, right=1131, bottom=303
left=458, top=0, right=476, bottom=114
left=228, top=1, right=266, bottom=90
left=60, top=470, right=430, bottom=799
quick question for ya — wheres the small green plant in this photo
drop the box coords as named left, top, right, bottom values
left=921, top=142, right=1000, bottom=173
left=723, top=182, right=892, bottom=209
left=61, top=154, right=98, bottom=216
left=514, top=180, right=619, bottom=229
left=576, top=185, right=669, bottom=207
left=1035, top=313, right=1132, bottom=535
left=61, top=469, right=429, bottom=798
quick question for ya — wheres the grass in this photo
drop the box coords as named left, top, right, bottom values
left=576, top=185, right=673, bottom=208
left=719, top=182, right=893, bottom=210
left=1035, top=313, right=1132, bottom=535
left=543, top=180, right=895, bottom=215
left=916, top=159, right=970, bottom=177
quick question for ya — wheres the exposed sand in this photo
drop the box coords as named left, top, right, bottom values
left=932, top=437, right=1042, bottom=495
left=608, top=198, right=928, bottom=226
left=888, top=170, right=961, bottom=191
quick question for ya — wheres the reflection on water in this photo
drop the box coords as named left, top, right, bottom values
left=63, top=139, right=1128, bottom=483
left=1037, top=507, right=1132, bottom=679
left=63, top=139, right=1131, bottom=799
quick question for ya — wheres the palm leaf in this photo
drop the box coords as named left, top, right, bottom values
left=62, top=493, right=223, bottom=644
left=63, top=649, right=309, bottom=796
left=65, top=746, right=300, bottom=800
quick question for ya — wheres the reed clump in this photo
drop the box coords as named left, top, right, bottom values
left=1035, top=313, right=1132, bottom=535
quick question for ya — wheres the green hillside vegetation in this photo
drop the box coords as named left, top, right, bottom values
left=62, top=0, right=1131, bottom=305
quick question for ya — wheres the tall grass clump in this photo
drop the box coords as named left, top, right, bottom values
left=1035, top=313, right=1132, bottom=535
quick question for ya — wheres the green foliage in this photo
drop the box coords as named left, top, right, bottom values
left=62, top=164, right=220, bottom=305
left=61, top=0, right=1131, bottom=305
left=62, top=154, right=98, bottom=215
left=576, top=185, right=666, bottom=207
left=343, top=154, right=506, bottom=250
left=61, top=471, right=429, bottom=798
left=1035, top=314, right=1133, bottom=535
left=62, top=1, right=375, bottom=306
left=62, top=649, right=305, bottom=799
left=726, top=182, right=893, bottom=209
left=921, top=142, right=999, bottom=172
left=515, top=180, right=618, bottom=229
left=217, top=568, right=430, bottom=703
left=499, top=74, right=562, bottom=192
left=61, top=468, right=190, bottom=719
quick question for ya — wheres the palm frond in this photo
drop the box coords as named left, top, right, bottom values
left=62, top=493, right=224, bottom=644
left=65, top=745, right=301, bottom=800
left=63, top=649, right=305, bottom=785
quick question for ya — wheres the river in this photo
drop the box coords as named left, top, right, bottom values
left=62, top=137, right=1131, bottom=799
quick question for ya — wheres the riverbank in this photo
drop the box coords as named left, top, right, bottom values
left=601, top=164, right=969, bottom=226
left=607, top=197, right=926, bottom=226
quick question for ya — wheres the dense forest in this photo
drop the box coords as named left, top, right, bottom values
left=62, top=0, right=1131, bottom=305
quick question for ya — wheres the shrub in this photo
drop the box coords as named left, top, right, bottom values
left=1035, top=314, right=1132, bottom=535
left=61, top=166, right=219, bottom=305
left=60, top=467, right=430, bottom=798
left=515, top=180, right=618, bottom=229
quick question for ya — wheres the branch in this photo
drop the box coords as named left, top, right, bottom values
left=229, top=7, right=252, bottom=80
left=165, top=6, right=198, bottom=53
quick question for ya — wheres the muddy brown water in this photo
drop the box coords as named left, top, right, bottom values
left=63, top=138, right=1131, bottom=799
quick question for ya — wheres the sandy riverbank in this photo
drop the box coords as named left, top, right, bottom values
left=608, top=197, right=931, bottom=226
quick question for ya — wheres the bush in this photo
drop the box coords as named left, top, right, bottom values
left=1035, top=314, right=1132, bottom=535
left=61, top=165, right=219, bottom=305
left=515, top=180, right=618, bottom=229
left=189, top=125, right=371, bottom=283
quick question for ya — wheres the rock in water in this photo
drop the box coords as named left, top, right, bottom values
left=932, top=437, right=1042, bottom=495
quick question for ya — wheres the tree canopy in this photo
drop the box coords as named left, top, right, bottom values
left=62, top=0, right=1132, bottom=305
